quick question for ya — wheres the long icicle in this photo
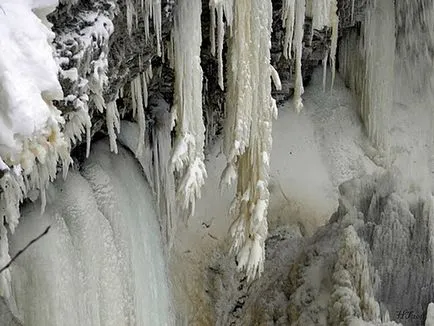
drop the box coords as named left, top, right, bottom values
left=222, top=0, right=279, bottom=281
left=170, top=0, right=207, bottom=217
left=292, top=0, right=306, bottom=112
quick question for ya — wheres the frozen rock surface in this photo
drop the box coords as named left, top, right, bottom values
left=210, top=172, right=434, bottom=325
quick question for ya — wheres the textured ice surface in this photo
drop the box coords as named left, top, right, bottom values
left=4, top=141, right=173, bottom=326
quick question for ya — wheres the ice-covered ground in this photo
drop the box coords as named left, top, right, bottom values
left=0, top=0, right=66, bottom=169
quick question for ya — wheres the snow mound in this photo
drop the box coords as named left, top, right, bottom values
left=0, top=0, right=71, bottom=298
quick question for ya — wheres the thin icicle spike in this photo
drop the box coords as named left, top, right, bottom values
left=210, top=1, right=216, bottom=56
left=209, top=0, right=234, bottom=90
left=106, top=99, right=121, bottom=154
left=126, top=0, right=162, bottom=56
left=293, top=0, right=306, bottom=112
left=130, top=75, right=146, bottom=156
left=329, top=0, right=339, bottom=91
left=282, top=0, right=295, bottom=60
left=126, top=0, right=134, bottom=36
left=322, top=49, right=328, bottom=92
left=171, top=0, right=207, bottom=217
left=153, top=0, right=162, bottom=56
left=137, top=72, right=148, bottom=156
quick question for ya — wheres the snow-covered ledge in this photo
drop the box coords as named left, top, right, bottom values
left=0, top=0, right=70, bottom=297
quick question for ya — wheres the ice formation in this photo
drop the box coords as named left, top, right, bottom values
left=125, top=0, right=162, bottom=56
left=209, top=0, right=234, bottom=90
left=339, top=0, right=395, bottom=153
left=221, top=0, right=280, bottom=281
left=118, top=103, right=177, bottom=248
left=169, top=0, right=207, bottom=216
left=282, top=0, right=339, bottom=111
left=292, top=0, right=306, bottom=112
left=5, top=141, right=173, bottom=325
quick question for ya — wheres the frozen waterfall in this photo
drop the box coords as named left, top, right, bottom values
left=2, top=141, right=173, bottom=326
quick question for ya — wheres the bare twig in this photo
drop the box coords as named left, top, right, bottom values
left=0, top=226, right=51, bottom=274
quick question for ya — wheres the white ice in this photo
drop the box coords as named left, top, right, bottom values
left=6, top=141, right=173, bottom=326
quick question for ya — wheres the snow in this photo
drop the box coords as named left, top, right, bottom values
left=0, top=0, right=64, bottom=164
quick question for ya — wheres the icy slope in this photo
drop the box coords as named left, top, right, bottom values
left=4, top=141, right=173, bottom=326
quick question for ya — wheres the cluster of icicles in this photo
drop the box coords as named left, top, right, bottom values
left=209, top=0, right=339, bottom=280
left=0, top=0, right=341, bottom=284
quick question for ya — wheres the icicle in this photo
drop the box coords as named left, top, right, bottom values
left=270, top=65, right=282, bottom=91
left=222, top=0, right=276, bottom=281
left=129, top=63, right=151, bottom=157
left=216, top=4, right=225, bottom=89
left=282, top=0, right=295, bottom=60
left=170, top=0, right=207, bottom=216
left=293, top=0, right=306, bottom=112
left=86, top=121, right=91, bottom=158
left=311, top=0, right=332, bottom=30
left=322, top=48, right=328, bottom=92
left=126, top=0, right=134, bottom=36
left=142, top=72, right=149, bottom=108
left=130, top=77, right=139, bottom=118
left=153, top=0, right=162, bottom=56
left=351, top=0, right=355, bottom=24
left=329, top=0, right=339, bottom=91
left=287, top=0, right=340, bottom=105
left=136, top=73, right=147, bottom=156
left=210, top=1, right=217, bottom=56
left=209, top=0, right=234, bottom=90
left=106, top=99, right=121, bottom=154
